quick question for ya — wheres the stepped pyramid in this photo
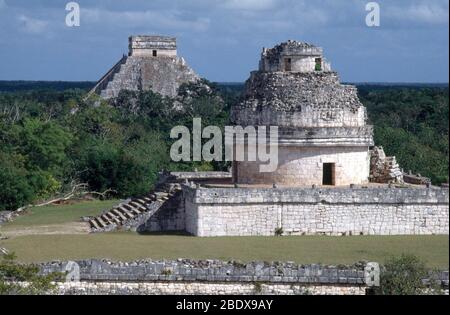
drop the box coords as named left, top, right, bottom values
left=89, top=36, right=200, bottom=99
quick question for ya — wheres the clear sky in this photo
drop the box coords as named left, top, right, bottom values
left=0, top=0, right=448, bottom=83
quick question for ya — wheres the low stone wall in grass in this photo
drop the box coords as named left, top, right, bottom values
left=39, top=259, right=379, bottom=295
left=54, top=281, right=366, bottom=295
left=37, top=259, right=450, bottom=295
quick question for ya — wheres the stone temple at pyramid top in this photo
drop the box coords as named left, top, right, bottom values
left=89, top=35, right=199, bottom=99
left=128, top=35, right=177, bottom=57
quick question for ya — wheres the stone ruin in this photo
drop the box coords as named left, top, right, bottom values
left=403, top=171, right=432, bottom=186
left=232, top=40, right=374, bottom=186
left=369, top=146, right=404, bottom=184
left=88, top=36, right=200, bottom=99
left=81, top=38, right=448, bottom=237
left=369, top=146, right=433, bottom=186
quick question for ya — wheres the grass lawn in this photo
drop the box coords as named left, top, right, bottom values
left=1, top=233, right=448, bottom=268
left=1, top=200, right=119, bottom=228
left=1, top=200, right=448, bottom=268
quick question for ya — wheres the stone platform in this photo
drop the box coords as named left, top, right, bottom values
left=183, top=185, right=449, bottom=237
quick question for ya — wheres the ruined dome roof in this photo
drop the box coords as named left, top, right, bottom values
left=276, top=40, right=318, bottom=49
left=263, top=40, right=323, bottom=58
left=231, top=70, right=371, bottom=130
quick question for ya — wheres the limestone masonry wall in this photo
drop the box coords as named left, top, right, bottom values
left=260, top=41, right=332, bottom=73
left=136, top=192, right=185, bottom=233
left=40, top=259, right=374, bottom=295
left=235, top=146, right=371, bottom=186
left=37, top=259, right=448, bottom=295
left=184, top=187, right=449, bottom=237
left=129, top=36, right=177, bottom=57
left=53, top=282, right=366, bottom=295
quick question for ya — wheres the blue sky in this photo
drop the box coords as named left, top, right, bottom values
left=0, top=0, right=448, bottom=83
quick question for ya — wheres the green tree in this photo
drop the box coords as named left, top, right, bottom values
left=375, top=254, right=430, bottom=295
left=0, top=153, right=34, bottom=211
left=17, top=118, right=73, bottom=175
left=75, top=133, right=168, bottom=197
left=0, top=253, right=62, bottom=295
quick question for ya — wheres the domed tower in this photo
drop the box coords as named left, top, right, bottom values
left=231, top=40, right=374, bottom=186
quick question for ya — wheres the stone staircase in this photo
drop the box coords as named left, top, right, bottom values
left=385, top=156, right=403, bottom=180
left=87, top=55, right=128, bottom=99
left=93, top=55, right=201, bottom=99
left=370, top=146, right=404, bottom=184
left=100, top=57, right=142, bottom=99
left=88, top=181, right=182, bottom=233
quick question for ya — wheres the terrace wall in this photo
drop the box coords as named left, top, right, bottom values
left=184, top=186, right=449, bottom=237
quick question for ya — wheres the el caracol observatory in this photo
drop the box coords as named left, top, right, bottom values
left=89, top=36, right=200, bottom=99
left=231, top=40, right=375, bottom=187
left=86, top=40, right=447, bottom=238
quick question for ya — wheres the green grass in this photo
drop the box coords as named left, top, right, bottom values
left=1, top=200, right=119, bottom=228
left=1, top=233, right=448, bottom=268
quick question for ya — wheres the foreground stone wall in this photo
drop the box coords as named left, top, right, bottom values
left=37, top=259, right=448, bottom=295
left=185, top=186, right=449, bottom=237
left=41, top=259, right=369, bottom=284
left=54, top=282, right=365, bottom=295
left=40, top=259, right=372, bottom=295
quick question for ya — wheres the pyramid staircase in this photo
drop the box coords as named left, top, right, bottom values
left=99, top=57, right=142, bottom=99
left=86, top=55, right=128, bottom=100
left=88, top=180, right=182, bottom=233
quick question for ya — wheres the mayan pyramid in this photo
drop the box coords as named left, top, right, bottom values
left=89, top=36, right=200, bottom=99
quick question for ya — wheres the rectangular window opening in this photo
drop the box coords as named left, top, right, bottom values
left=315, top=58, right=322, bottom=71
left=284, top=58, right=292, bottom=72
left=152, top=50, right=158, bottom=57
left=322, top=163, right=336, bottom=186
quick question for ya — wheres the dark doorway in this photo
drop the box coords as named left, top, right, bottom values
left=323, top=163, right=335, bottom=186
left=152, top=50, right=158, bottom=57
left=315, top=58, right=322, bottom=71
left=284, top=58, right=292, bottom=71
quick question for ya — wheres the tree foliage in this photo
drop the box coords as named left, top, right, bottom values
left=374, top=254, right=437, bottom=295
left=0, top=252, right=62, bottom=295
left=0, top=82, right=229, bottom=210
left=359, top=87, right=449, bottom=184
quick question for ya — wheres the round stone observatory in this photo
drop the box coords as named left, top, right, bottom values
left=231, top=40, right=374, bottom=187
